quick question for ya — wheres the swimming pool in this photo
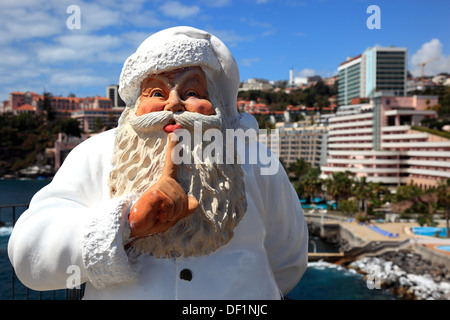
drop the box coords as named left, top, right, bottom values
left=436, top=245, right=450, bottom=252
left=412, top=227, right=448, bottom=237
left=300, top=201, right=336, bottom=210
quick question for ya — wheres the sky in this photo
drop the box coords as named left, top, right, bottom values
left=0, top=0, right=449, bottom=102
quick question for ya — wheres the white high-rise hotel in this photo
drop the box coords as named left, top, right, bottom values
left=338, top=46, right=407, bottom=106
left=325, top=45, right=450, bottom=189
left=321, top=93, right=450, bottom=189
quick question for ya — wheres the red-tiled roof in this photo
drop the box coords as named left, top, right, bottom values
left=339, top=54, right=362, bottom=66
left=16, top=104, right=34, bottom=111
left=286, top=105, right=302, bottom=111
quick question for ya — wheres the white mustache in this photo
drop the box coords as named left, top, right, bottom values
left=129, top=110, right=222, bottom=133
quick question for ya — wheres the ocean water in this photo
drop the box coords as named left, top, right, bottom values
left=0, top=179, right=397, bottom=300
left=0, top=179, right=52, bottom=300
left=288, top=262, right=395, bottom=300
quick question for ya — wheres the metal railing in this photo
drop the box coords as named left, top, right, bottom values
left=0, top=204, right=84, bottom=300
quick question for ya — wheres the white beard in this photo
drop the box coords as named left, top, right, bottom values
left=108, top=107, right=247, bottom=258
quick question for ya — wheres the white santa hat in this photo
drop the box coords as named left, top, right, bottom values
left=118, top=26, right=242, bottom=121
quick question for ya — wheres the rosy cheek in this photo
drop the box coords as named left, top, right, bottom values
left=186, top=100, right=215, bottom=115
left=136, top=98, right=165, bottom=116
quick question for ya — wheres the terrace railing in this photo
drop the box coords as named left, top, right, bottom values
left=0, top=204, right=84, bottom=300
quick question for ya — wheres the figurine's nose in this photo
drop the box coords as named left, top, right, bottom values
left=165, top=90, right=185, bottom=113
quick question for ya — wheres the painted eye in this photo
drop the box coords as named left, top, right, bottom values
left=152, top=91, right=164, bottom=98
left=185, top=90, right=198, bottom=97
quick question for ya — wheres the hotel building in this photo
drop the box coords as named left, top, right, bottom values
left=338, top=55, right=362, bottom=106
left=321, top=93, right=450, bottom=189
left=275, top=123, right=328, bottom=168
left=0, top=90, right=125, bottom=133
left=106, top=84, right=126, bottom=108
left=338, top=46, right=407, bottom=106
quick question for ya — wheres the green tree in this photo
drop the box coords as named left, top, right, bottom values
left=287, top=159, right=312, bottom=196
left=393, top=183, right=436, bottom=215
left=395, top=184, right=422, bottom=202
left=436, top=179, right=450, bottom=238
left=0, top=112, right=57, bottom=174
left=42, top=91, right=55, bottom=122
left=288, top=158, right=311, bottom=179
left=324, top=171, right=354, bottom=210
left=253, top=114, right=275, bottom=130
left=301, top=167, right=323, bottom=203
left=56, top=118, right=82, bottom=137
left=93, top=117, right=105, bottom=132
left=339, top=199, right=358, bottom=215
left=353, top=177, right=373, bottom=216
left=370, top=182, right=392, bottom=209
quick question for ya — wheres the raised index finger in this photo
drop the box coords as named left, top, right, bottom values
left=161, top=132, right=179, bottom=179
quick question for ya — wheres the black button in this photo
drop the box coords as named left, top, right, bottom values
left=180, top=269, right=192, bottom=281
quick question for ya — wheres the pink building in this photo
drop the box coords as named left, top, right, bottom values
left=236, top=99, right=269, bottom=113
left=46, top=133, right=93, bottom=170
left=1, top=91, right=114, bottom=115
left=1, top=91, right=121, bottom=133
left=321, top=94, right=449, bottom=189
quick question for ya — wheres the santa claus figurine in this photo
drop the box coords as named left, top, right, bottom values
left=8, top=26, right=308, bottom=300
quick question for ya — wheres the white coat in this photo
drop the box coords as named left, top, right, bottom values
left=8, top=129, right=308, bottom=300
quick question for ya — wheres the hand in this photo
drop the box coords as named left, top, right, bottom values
left=129, top=133, right=198, bottom=239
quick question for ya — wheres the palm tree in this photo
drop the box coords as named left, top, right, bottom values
left=436, top=179, right=450, bottom=238
left=372, top=182, right=391, bottom=206
left=301, top=167, right=323, bottom=204
left=353, top=177, right=373, bottom=216
left=324, top=171, right=354, bottom=210
left=395, top=183, right=422, bottom=202
left=288, top=159, right=311, bottom=180
left=288, top=159, right=313, bottom=197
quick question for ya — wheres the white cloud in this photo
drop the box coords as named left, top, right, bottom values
left=0, top=48, right=28, bottom=68
left=58, top=34, right=118, bottom=51
left=79, top=3, right=121, bottom=32
left=201, top=0, right=231, bottom=7
left=410, top=39, right=450, bottom=77
left=128, top=10, right=167, bottom=28
left=37, top=47, right=79, bottom=63
left=0, top=6, right=62, bottom=44
left=119, top=31, right=153, bottom=50
left=50, top=71, right=109, bottom=87
left=240, top=18, right=276, bottom=37
left=159, top=1, right=200, bottom=19
left=0, top=0, right=137, bottom=102
left=205, top=27, right=251, bottom=47
left=240, top=57, right=261, bottom=67
left=37, top=34, right=121, bottom=63
left=295, top=68, right=316, bottom=78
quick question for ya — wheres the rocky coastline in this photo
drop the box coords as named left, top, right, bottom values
left=308, top=222, right=450, bottom=300
left=1, top=165, right=54, bottom=180
left=308, top=222, right=350, bottom=252
left=349, top=250, right=450, bottom=300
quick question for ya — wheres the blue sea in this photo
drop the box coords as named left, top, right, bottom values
left=0, top=179, right=396, bottom=300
